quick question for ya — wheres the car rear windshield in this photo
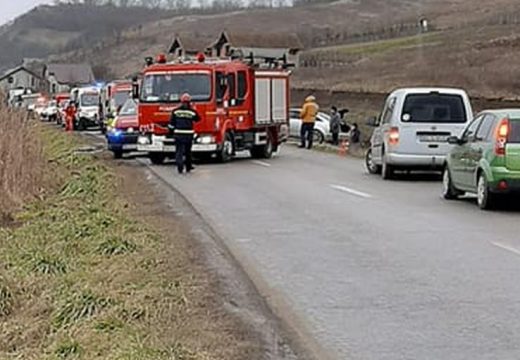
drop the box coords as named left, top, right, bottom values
left=119, top=100, right=137, bottom=116
left=402, top=93, right=467, bottom=123
left=509, top=120, right=520, bottom=143
left=114, top=91, right=130, bottom=108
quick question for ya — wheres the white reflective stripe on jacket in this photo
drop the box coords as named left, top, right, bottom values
left=174, top=129, right=195, bottom=135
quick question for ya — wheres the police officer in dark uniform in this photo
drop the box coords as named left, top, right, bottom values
left=168, top=93, right=201, bottom=174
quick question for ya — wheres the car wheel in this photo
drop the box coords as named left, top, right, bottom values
left=78, top=119, right=86, bottom=131
left=365, top=148, right=381, bottom=174
left=442, top=166, right=462, bottom=200
left=313, top=130, right=325, bottom=144
left=149, top=153, right=165, bottom=165
left=477, top=172, right=494, bottom=210
left=113, top=150, right=123, bottom=159
left=217, top=132, right=234, bottom=163
left=381, top=153, right=394, bottom=180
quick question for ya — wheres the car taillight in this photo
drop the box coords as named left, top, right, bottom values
left=495, top=118, right=509, bottom=156
left=389, top=127, right=399, bottom=146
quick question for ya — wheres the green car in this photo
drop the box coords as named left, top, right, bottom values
left=442, top=109, right=520, bottom=209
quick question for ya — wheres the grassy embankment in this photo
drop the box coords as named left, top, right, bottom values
left=0, top=108, right=219, bottom=359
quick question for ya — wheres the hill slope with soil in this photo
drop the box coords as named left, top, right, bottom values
left=5, top=0, right=520, bottom=98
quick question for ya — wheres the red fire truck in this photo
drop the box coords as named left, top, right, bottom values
left=134, top=53, right=290, bottom=164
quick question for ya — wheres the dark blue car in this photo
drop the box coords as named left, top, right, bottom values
left=106, top=99, right=139, bottom=159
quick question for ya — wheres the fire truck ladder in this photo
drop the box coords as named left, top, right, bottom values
left=230, top=49, right=295, bottom=69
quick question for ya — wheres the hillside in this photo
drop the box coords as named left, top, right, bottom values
left=292, top=0, right=520, bottom=97
left=0, top=4, right=176, bottom=72
left=5, top=0, right=520, bottom=99
left=46, top=0, right=520, bottom=99
left=52, top=0, right=446, bottom=77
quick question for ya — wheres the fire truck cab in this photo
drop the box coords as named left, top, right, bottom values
left=101, top=80, right=133, bottom=132
left=135, top=53, right=290, bottom=164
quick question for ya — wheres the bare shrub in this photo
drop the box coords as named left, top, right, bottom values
left=0, top=98, right=43, bottom=217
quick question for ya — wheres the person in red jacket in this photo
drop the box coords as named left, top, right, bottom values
left=65, top=102, right=76, bottom=132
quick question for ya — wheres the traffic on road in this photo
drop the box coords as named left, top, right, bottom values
left=6, top=47, right=520, bottom=360
left=12, top=50, right=519, bottom=212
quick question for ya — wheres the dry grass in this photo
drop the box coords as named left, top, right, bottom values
left=0, top=126, right=257, bottom=359
left=0, top=99, right=44, bottom=220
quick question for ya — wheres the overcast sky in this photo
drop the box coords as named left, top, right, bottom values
left=0, top=0, right=52, bottom=26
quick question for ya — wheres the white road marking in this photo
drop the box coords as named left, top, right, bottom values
left=329, top=184, right=373, bottom=199
left=491, top=242, right=520, bottom=257
left=252, top=160, right=272, bottom=168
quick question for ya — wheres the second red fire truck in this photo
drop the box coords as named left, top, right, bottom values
left=134, top=52, right=291, bottom=164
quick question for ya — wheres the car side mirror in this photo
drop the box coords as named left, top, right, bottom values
left=448, top=136, right=463, bottom=145
left=367, top=116, right=378, bottom=127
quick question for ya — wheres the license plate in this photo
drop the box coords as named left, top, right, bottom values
left=193, top=144, right=217, bottom=152
left=122, top=144, right=137, bottom=150
left=163, top=146, right=176, bottom=152
left=419, top=135, right=449, bottom=143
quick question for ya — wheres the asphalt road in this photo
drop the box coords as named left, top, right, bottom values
left=133, top=144, right=520, bottom=360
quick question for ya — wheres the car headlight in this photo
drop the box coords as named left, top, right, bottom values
left=110, top=129, right=123, bottom=137
left=127, top=127, right=134, bottom=133
left=138, top=136, right=151, bottom=145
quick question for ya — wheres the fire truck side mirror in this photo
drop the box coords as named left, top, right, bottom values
left=132, top=83, right=139, bottom=100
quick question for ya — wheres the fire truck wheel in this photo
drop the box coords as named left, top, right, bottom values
left=251, top=133, right=274, bottom=159
left=149, top=153, right=166, bottom=165
left=217, top=133, right=234, bottom=163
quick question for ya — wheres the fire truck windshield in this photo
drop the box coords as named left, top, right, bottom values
left=141, top=73, right=211, bottom=103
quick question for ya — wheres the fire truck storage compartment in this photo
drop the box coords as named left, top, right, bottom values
left=254, top=74, right=287, bottom=126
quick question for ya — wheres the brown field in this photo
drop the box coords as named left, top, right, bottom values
left=295, top=24, right=520, bottom=99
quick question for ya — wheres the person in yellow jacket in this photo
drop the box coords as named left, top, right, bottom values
left=299, top=95, right=319, bottom=149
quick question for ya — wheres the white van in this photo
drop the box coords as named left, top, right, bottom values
left=366, top=88, right=473, bottom=179
left=72, top=87, right=100, bottom=130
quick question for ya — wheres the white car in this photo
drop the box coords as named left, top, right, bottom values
left=34, top=102, right=47, bottom=118
left=365, top=87, right=473, bottom=179
left=42, top=100, right=59, bottom=122
left=289, top=108, right=331, bottom=144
